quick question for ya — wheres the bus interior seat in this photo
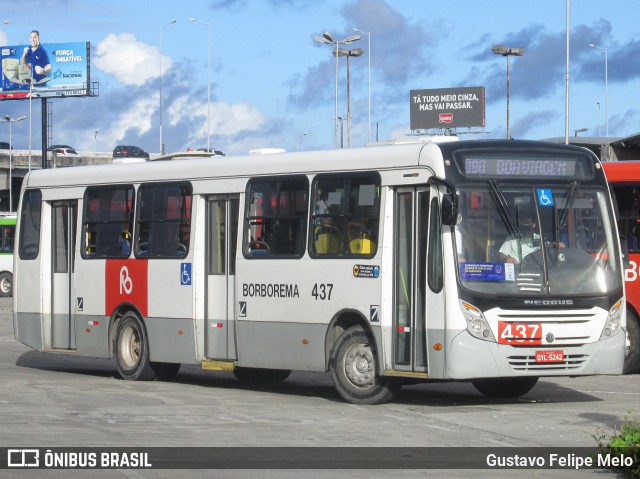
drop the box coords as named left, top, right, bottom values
left=347, top=221, right=375, bottom=254
left=349, top=237, right=375, bottom=254
left=314, top=226, right=343, bottom=254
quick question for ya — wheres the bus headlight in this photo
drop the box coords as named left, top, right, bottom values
left=459, top=300, right=495, bottom=342
left=600, top=299, right=623, bottom=340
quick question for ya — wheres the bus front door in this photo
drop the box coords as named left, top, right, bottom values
left=205, top=196, right=239, bottom=360
left=393, top=187, right=430, bottom=374
left=51, top=200, right=78, bottom=350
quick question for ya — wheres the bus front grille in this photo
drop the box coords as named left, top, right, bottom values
left=507, top=354, right=588, bottom=371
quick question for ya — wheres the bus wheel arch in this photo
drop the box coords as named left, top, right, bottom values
left=624, top=307, right=640, bottom=374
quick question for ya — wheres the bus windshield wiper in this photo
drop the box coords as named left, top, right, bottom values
left=489, top=179, right=520, bottom=237
left=558, top=180, right=580, bottom=229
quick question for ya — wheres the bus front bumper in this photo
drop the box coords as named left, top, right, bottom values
left=446, top=329, right=625, bottom=379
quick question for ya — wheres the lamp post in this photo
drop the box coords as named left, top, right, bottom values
left=94, top=130, right=99, bottom=152
left=159, top=19, right=176, bottom=155
left=574, top=127, right=588, bottom=136
left=589, top=43, right=608, bottom=138
left=353, top=27, right=371, bottom=143
left=314, top=31, right=361, bottom=148
left=0, top=115, right=26, bottom=212
left=492, top=45, right=524, bottom=139
left=189, top=17, right=212, bottom=152
left=333, top=47, right=363, bottom=148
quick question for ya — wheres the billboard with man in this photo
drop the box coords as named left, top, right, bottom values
left=0, top=30, right=90, bottom=100
left=410, top=86, right=485, bottom=130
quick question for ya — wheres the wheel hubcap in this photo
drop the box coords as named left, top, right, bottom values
left=344, top=342, right=375, bottom=389
left=120, top=325, right=140, bottom=368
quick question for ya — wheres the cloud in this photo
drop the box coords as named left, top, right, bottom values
left=511, top=110, right=560, bottom=138
left=462, top=19, right=621, bottom=104
left=289, top=0, right=442, bottom=114
left=93, top=33, right=171, bottom=86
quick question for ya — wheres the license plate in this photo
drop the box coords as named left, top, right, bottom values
left=498, top=321, right=542, bottom=345
left=535, top=350, right=565, bottom=363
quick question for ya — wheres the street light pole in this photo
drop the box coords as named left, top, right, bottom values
left=589, top=43, right=608, bottom=138
left=0, top=115, right=26, bottom=212
left=94, top=130, right=99, bottom=152
left=314, top=32, right=361, bottom=148
left=353, top=28, right=371, bottom=144
left=189, top=17, right=212, bottom=152
left=333, top=47, right=363, bottom=148
left=159, top=20, right=176, bottom=155
left=492, top=45, right=524, bottom=139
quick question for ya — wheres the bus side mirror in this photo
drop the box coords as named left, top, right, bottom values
left=620, top=235, right=630, bottom=270
left=427, top=176, right=458, bottom=226
left=441, top=193, right=457, bottom=226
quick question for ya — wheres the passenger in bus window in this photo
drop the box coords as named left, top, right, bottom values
left=119, top=230, right=131, bottom=256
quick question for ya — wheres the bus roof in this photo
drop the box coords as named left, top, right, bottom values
left=22, top=139, right=594, bottom=190
left=602, top=160, right=640, bottom=182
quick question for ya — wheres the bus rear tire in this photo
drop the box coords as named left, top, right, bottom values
left=233, top=367, right=291, bottom=382
left=624, top=312, right=640, bottom=374
left=472, top=377, right=538, bottom=398
left=329, top=325, right=400, bottom=404
left=0, top=272, right=12, bottom=297
left=115, top=312, right=156, bottom=381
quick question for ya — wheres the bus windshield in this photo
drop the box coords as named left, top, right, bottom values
left=454, top=183, right=621, bottom=296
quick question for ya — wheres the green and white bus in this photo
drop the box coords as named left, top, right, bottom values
left=13, top=139, right=626, bottom=404
left=0, top=213, right=16, bottom=297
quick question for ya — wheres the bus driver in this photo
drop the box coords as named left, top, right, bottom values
left=498, top=213, right=565, bottom=264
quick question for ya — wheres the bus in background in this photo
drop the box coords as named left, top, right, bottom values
left=0, top=213, right=16, bottom=297
left=13, top=140, right=625, bottom=404
left=602, top=160, right=640, bottom=373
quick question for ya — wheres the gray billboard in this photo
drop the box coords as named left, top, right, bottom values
left=410, top=86, right=485, bottom=130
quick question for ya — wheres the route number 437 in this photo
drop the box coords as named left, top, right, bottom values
left=498, top=321, right=542, bottom=345
left=312, top=283, right=333, bottom=301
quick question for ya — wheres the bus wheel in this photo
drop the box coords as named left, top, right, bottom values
left=624, top=312, right=640, bottom=374
left=0, top=272, right=12, bottom=297
left=233, top=367, right=291, bottom=382
left=115, top=312, right=156, bottom=381
left=330, top=325, right=400, bottom=404
left=472, top=377, right=538, bottom=398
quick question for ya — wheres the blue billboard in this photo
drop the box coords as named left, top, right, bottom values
left=0, top=41, right=90, bottom=100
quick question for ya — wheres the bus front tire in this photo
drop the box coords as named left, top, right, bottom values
left=624, top=312, right=640, bottom=374
left=115, top=312, right=156, bottom=381
left=329, top=325, right=400, bottom=405
left=0, top=272, right=12, bottom=297
left=472, top=377, right=539, bottom=398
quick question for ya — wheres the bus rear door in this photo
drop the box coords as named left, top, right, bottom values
left=51, top=200, right=78, bottom=350
left=205, top=195, right=239, bottom=360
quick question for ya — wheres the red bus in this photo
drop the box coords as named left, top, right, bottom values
left=603, top=160, right=640, bottom=373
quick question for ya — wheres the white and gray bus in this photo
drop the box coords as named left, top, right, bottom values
left=13, top=139, right=626, bottom=404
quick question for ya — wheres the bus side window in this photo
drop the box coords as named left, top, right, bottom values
left=311, top=173, right=380, bottom=257
left=82, top=186, right=135, bottom=258
left=135, top=183, right=191, bottom=259
left=244, top=177, right=308, bottom=258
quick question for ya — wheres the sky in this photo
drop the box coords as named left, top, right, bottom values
left=0, top=0, right=637, bottom=156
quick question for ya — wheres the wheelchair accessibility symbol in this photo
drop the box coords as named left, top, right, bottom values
left=537, top=188, right=554, bottom=207
left=180, top=263, right=192, bottom=285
